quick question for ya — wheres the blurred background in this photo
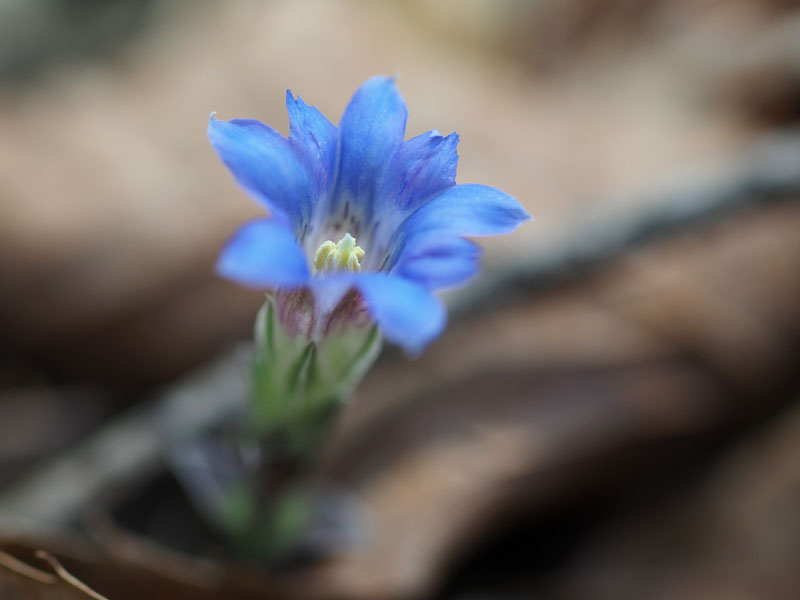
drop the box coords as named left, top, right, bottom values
left=1, top=1, right=799, bottom=599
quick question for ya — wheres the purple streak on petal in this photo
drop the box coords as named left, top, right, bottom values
left=379, top=129, right=459, bottom=214
left=286, top=90, right=338, bottom=191
left=365, top=129, right=460, bottom=266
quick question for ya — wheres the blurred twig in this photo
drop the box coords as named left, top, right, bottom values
left=0, top=548, right=58, bottom=584
left=0, top=348, right=250, bottom=534
left=449, top=130, right=800, bottom=318
left=0, top=548, right=110, bottom=599
left=35, top=550, right=111, bottom=600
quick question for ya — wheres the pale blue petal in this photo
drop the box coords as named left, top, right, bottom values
left=395, top=237, right=481, bottom=290
left=208, top=115, right=313, bottom=231
left=216, top=219, right=310, bottom=288
left=400, top=183, right=531, bottom=239
left=286, top=91, right=338, bottom=188
left=382, top=184, right=530, bottom=287
left=309, top=275, right=356, bottom=318
left=378, top=129, right=459, bottom=215
left=355, top=273, right=446, bottom=353
left=331, top=76, right=408, bottom=220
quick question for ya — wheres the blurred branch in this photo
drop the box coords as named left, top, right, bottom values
left=0, top=348, right=250, bottom=534
left=449, top=130, right=800, bottom=318
left=0, top=549, right=58, bottom=584
left=35, top=550, right=111, bottom=600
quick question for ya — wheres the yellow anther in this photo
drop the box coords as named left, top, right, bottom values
left=313, top=233, right=365, bottom=273
left=313, top=240, right=337, bottom=271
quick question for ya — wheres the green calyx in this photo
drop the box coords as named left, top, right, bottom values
left=251, top=294, right=382, bottom=454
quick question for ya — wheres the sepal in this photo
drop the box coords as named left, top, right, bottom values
left=251, top=293, right=382, bottom=449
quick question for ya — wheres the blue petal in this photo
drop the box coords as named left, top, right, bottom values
left=384, top=184, right=530, bottom=287
left=216, top=219, right=310, bottom=288
left=286, top=91, right=338, bottom=189
left=378, top=130, right=459, bottom=215
left=396, top=237, right=481, bottom=290
left=401, top=183, right=531, bottom=239
left=331, top=76, right=408, bottom=219
left=208, top=115, right=313, bottom=231
left=355, top=273, right=446, bottom=353
left=309, top=275, right=356, bottom=317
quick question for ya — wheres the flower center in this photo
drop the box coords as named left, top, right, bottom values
left=313, top=233, right=365, bottom=273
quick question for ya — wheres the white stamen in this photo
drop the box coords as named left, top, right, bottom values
left=313, top=233, right=365, bottom=273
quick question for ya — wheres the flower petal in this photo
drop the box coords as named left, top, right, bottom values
left=208, top=115, right=313, bottom=231
left=309, top=274, right=356, bottom=318
left=216, top=219, right=310, bottom=288
left=401, top=183, right=531, bottom=239
left=355, top=273, right=446, bottom=353
left=331, top=76, right=408, bottom=219
left=286, top=90, right=338, bottom=188
left=382, top=184, right=530, bottom=287
left=396, top=237, right=481, bottom=290
left=378, top=129, right=459, bottom=215
left=365, top=130, right=460, bottom=265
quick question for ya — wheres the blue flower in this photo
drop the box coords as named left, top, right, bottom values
left=209, top=76, right=530, bottom=352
